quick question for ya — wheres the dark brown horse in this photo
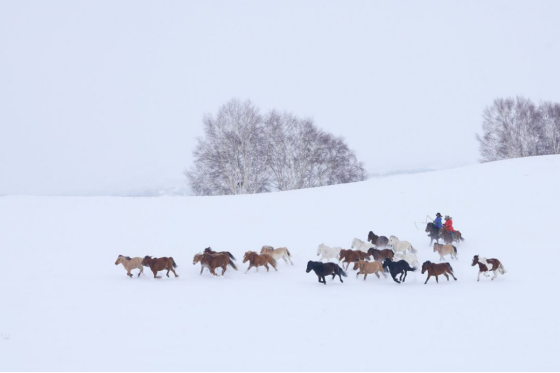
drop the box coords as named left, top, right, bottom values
left=193, top=252, right=237, bottom=276
left=203, top=247, right=236, bottom=261
left=366, top=247, right=394, bottom=262
left=339, top=249, right=367, bottom=270
left=368, top=231, right=389, bottom=247
left=472, top=255, right=506, bottom=281
left=441, top=228, right=464, bottom=244
left=421, top=261, right=457, bottom=284
left=141, top=256, right=178, bottom=279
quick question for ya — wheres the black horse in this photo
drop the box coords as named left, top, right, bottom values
left=382, top=258, right=416, bottom=284
left=306, top=261, right=347, bottom=285
left=425, top=223, right=441, bottom=245
left=368, top=231, right=389, bottom=247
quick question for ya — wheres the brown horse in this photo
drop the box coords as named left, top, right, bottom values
left=339, top=249, right=367, bottom=270
left=421, top=261, right=457, bottom=284
left=441, top=228, right=464, bottom=244
left=115, top=255, right=144, bottom=277
left=243, top=251, right=277, bottom=273
left=193, top=252, right=238, bottom=276
left=141, top=256, right=178, bottom=279
left=353, top=260, right=386, bottom=280
left=366, top=247, right=394, bottom=262
left=472, top=255, right=506, bottom=281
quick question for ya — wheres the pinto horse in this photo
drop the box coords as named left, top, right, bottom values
left=382, top=258, right=416, bottom=284
left=306, top=261, right=347, bottom=285
left=421, top=261, right=457, bottom=284
left=425, top=223, right=441, bottom=245
left=141, top=256, right=178, bottom=279
left=472, top=255, right=506, bottom=281
left=368, top=231, right=389, bottom=248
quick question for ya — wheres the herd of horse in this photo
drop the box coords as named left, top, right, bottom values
left=115, top=223, right=507, bottom=285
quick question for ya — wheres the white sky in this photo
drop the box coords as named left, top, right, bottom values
left=1, top=0, right=559, bottom=195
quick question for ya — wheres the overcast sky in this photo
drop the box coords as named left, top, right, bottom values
left=1, top=0, right=559, bottom=195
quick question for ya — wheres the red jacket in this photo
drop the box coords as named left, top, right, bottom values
left=444, top=219, right=455, bottom=232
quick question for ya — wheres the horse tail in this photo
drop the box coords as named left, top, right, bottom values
left=448, top=263, right=454, bottom=273
left=228, top=260, right=238, bottom=271
left=171, top=257, right=178, bottom=268
left=452, top=245, right=457, bottom=254
left=407, top=263, right=417, bottom=272
left=499, top=263, right=506, bottom=274
left=227, top=252, right=236, bottom=261
left=286, top=249, right=291, bottom=257
left=411, top=245, right=417, bottom=254
left=338, top=265, right=348, bottom=277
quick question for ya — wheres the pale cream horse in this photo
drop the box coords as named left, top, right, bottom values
left=433, top=243, right=458, bottom=261
left=353, top=260, right=387, bottom=280
left=115, top=255, right=144, bottom=277
left=260, top=245, right=293, bottom=265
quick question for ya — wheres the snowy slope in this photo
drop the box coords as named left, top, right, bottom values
left=1, top=155, right=559, bottom=371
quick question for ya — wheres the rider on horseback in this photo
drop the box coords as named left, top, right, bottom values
left=444, top=215, right=455, bottom=240
left=434, top=213, right=443, bottom=230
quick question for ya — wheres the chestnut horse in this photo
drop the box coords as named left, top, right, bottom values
left=421, top=261, right=457, bottom=284
left=441, top=228, right=464, bottom=245
left=366, top=247, right=394, bottom=262
left=193, top=252, right=238, bottom=276
left=115, top=255, right=144, bottom=277
left=472, top=255, right=506, bottom=281
left=141, top=256, right=178, bottom=279
left=353, top=260, right=386, bottom=280
left=339, top=249, right=367, bottom=270
left=243, top=251, right=277, bottom=273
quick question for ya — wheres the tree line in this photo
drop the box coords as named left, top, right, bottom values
left=477, top=96, right=560, bottom=162
left=186, top=99, right=366, bottom=196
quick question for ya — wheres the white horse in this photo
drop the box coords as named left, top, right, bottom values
left=393, top=252, right=420, bottom=268
left=317, top=244, right=342, bottom=262
left=388, top=236, right=417, bottom=254
left=351, top=238, right=374, bottom=253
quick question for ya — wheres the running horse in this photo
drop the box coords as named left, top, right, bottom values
left=472, top=255, right=506, bottom=281
left=421, top=261, right=457, bottom=284
left=425, top=223, right=441, bottom=245
left=141, top=256, right=179, bottom=279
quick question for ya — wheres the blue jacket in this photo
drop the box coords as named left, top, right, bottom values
left=434, top=216, right=443, bottom=229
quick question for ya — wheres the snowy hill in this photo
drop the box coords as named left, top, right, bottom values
left=1, top=155, right=559, bottom=371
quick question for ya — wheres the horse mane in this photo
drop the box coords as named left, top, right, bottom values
left=124, top=256, right=132, bottom=260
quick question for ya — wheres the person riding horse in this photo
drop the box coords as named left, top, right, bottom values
left=434, top=213, right=443, bottom=230
left=443, top=215, right=455, bottom=240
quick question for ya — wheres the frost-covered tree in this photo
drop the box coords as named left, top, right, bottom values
left=186, top=99, right=270, bottom=196
left=186, top=100, right=366, bottom=195
left=476, top=97, right=560, bottom=162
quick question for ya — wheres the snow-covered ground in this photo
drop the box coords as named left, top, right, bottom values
left=1, top=155, right=559, bottom=371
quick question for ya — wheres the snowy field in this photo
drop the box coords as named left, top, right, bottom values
left=1, top=155, right=560, bottom=371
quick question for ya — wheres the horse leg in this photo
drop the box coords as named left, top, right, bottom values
left=392, top=274, right=400, bottom=284
left=322, top=275, right=327, bottom=285
left=200, top=267, right=204, bottom=275
left=138, top=266, right=143, bottom=277
left=364, top=273, right=368, bottom=281
left=288, top=255, right=293, bottom=265
left=374, top=272, right=380, bottom=279
left=435, top=274, right=439, bottom=283
left=152, top=269, right=160, bottom=279
left=264, top=264, right=269, bottom=272
left=282, top=256, right=288, bottom=265
left=170, top=268, right=178, bottom=277
left=449, top=270, right=457, bottom=281
left=166, top=269, right=170, bottom=277
left=222, top=265, right=227, bottom=275
left=477, top=271, right=481, bottom=282
left=402, top=270, right=408, bottom=283
left=443, top=273, right=449, bottom=281
left=245, top=264, right=253, bottom=274
left=492, top=270, right=497, bottom=280
left=424, top=274, right=431, bottom=284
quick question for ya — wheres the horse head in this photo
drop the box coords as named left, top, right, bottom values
left=115, top=255, right=123, bottom=265
left=472, top=255, right=479, bottom=266
left=193, top=254, right=202, bottom=265
left=382, top=258, right=392, bottom=268
left=306, top=261, right=314, bottom=273
left=141, top=256, right=152, bottom=267
left=421, top=261, right=431, bottom=274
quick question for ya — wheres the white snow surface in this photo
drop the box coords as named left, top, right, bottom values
left=1, top=155, right=560, bottom=371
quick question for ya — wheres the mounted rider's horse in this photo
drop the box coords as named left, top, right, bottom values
left=425, top=223, right=440, bottom=245
left=440, top=228, right=464, bottom=245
